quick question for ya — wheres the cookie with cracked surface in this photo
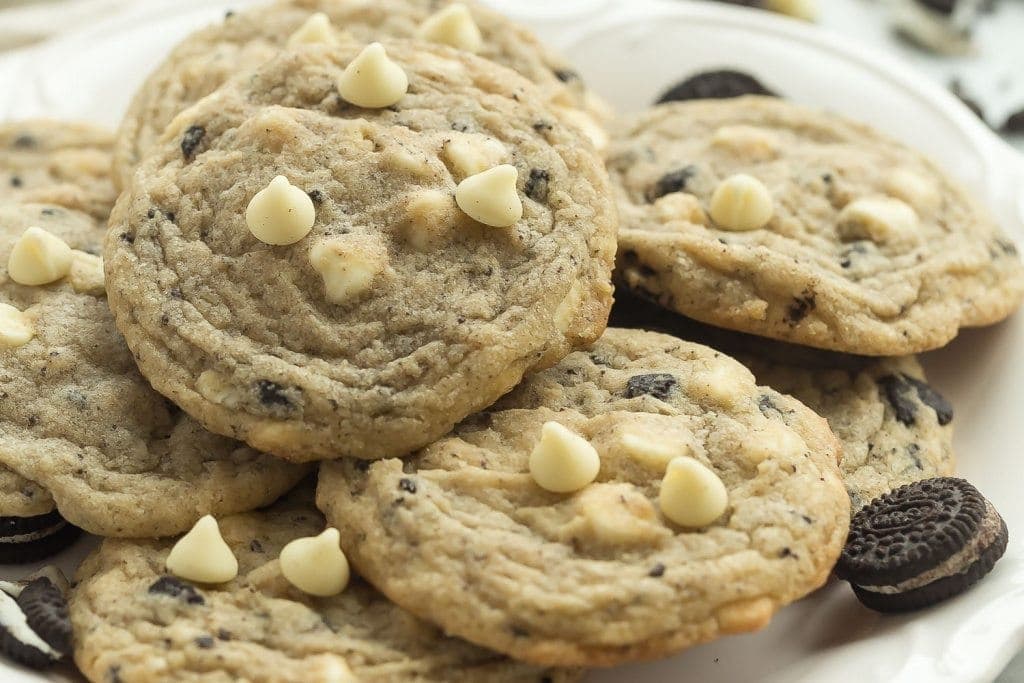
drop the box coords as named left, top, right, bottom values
left=611, top=290, right=955, bottom=511
left=0, top=202, right=307, bottom=537
left=0, top=121, right=117, bottom=221
left=316, top=327, right=849, bottom=666
left=0, top=468, right=54, bottom=518
left=105, top=43, right=616, bottom=462
left=69, top=486, right=580, bottom=683
left=609, top=96, right=1024, bottom=355
left=113, top=0, right=610, bottom=189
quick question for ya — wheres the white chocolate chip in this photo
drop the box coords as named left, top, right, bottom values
left=245, top=176, right=316, bottom=246
left=279, top=527, right=351, bottom=597
left=441, top=134, right=508, bottom=179
left=687, top=362, right=757, bottom=408
left=417, top=3, right=483, bottom=53
left=68, top=251, right=105, bottom=295
left=744, top=420, right=807, bottom=464
left=308, top=655, right=358, bottom=683
left=7, top=227, right=73, bottom=286
left=529, top=421, right=600, bottom=493
left=837, top=196, right=920, bottom=246
left=653, top=193, right=707, bottom=226
left=572, top=483, right=667, bottom=546
left=709, top=173, right=774, bottom=231
left=659, top=457, right=728, bottom=528
left=287, top=12, right=339, bottom=48
left=165, top=515, right=238, bottom=584
left=402, top=190, right=457, bottom=250
left=309, top=236, right=388, bottom=304
left=552, top=281, right=583, bottom=334
left=0, top=303, right=33, bottom=348
left=337, top=42, right=408, bottom=109
left=618, top=430, right=694, bottom=471
left=765, top=0, right=818, bottom=20
left=554, top=106, right=609, bottom=152
left=196, top=369, right=240, bottom=408
left=711, top=125, right=781, bottom=160
left=455, top=164, right=523, bottom=227
left=883, top=169, right=941, bottom=214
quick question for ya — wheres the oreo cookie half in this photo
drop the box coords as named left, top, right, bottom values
left=0, top=510, right=81, bottom=564
left=655, top=69, right=777, bottom=104
left=836, top=478, right=1008, bottom=612
left=0, top=577, right=71, bottom=669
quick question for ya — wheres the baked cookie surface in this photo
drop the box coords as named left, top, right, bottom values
left=316, top=328, right=849, bottom=666
left=70, top=485, right=579, bottom=683
left=610, top=292, right=955, bottom=511
left=0, top=468, right=54, bottom=518
left=105, top=43, right=616, bottom=462
left=609, top=96, right=1024, bottom=355
left=113, top=0, right=608, bottom=187
left=0, top=121, right=117, bottom=221
left=0, top=202, right=307, bottom=537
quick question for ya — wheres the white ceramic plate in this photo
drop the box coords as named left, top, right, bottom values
left=2, top=1, right=1024, bottom=681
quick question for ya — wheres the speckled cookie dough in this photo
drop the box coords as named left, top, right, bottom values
left=316, top=328, right=850, bottom=667
left=0, top=121, right=117, bottom=221
left=0, top=202, right=307, bottom=537
left=70, top=486, right=580, bottom=683
left=609, top=96, right=1024, bottom=355
left=113, top=0, right=611, bottom=188
left=104, top=43, right=616, bottom=462
left=0, top=468, right=54, bottom=518
left=609, top=292, right=955, bottom=511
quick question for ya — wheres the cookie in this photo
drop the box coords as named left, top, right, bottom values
left=113, top=0, right=610, bottom=188
left=836, top=477, right=1008, bottom=612
left=0, top=121, right=117, bottom=221
left=0, top=468, right=54, bottom=518
left=316, top=327, right=850, bottom=666
left=609, top=96, right=1024, bottom=355
left=0, top=202, right=308, bottom=537
left=0, top=576, right=72, bottom=669
left=0, top=510, right=81, bottom=565
left=104, top=43, right=616, bottom=462
left=69, top=486, right=579, bottom=683
left=656, top=69, right=776, bottom=104
left=610, top=290, right=956, bottom=511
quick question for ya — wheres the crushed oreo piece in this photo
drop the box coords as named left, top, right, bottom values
left=552, top=69, right=579, bottom=83
left=785, top=292, right=816, bottom=324
left=12, top=134, right=36, bottom=149
left=624, top=373, right=678, bottom=400
left=646, top=165, right=697, bottom=202
left=524, top=169, right=550, bottom=203
left=398, top=478, right=417, bottom=494
left=255, top=380, right=294, bottom=409
left=180, top=125, right=206, bottom=161
left=904, top=375, right=953, bottom=425
left=878, top=374, right=919, bottom=426
left=1001, top=107, right=1024, bottom=134
left=147, top=576, right=205, bottom=605
left=656, top=69, right=776, bottom=104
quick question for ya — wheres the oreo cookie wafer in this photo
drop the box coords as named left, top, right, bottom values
left=836, top=477, right=1008, bottom=612
left=0, top=510, right=81, bottom=564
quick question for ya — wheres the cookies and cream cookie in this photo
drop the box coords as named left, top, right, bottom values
left=113, top=0, right=610, bottom=188
left=69, top=486, right=579, bottom=683
left=317, top=328, right=850, bottom=666
left=0, top=121, right=117, bottom=222
left=610, top=96, right=1024, bottom=355
left=104, top=43, right=616, bottom=462
left=611, top=291, right=956, bottom=510
left=0, top=201, right=307, bottom=537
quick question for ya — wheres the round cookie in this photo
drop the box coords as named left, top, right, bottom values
left=609, top=96, right=1024, bottom=355
left=0, top=121, right=117, bottom=221
left=610, top=291, right=956, bottom=511
left=113, top=0, right=610, bottom=188
left=0, top=202, right=308, bottom=537
left=105, top=43, right=616, bottom=462
left=836, top=477, right=1008, bottom=612
left=69, top=487, right=579, bottom=683
left=316, top=327, right=850, bottom=666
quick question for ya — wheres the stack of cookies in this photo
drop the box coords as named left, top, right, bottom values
left=0, top=1, right=1019, bottom=680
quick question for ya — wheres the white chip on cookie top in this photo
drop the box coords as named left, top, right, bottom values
left=245, top=176, right=316, bottom=246
left=7, top=227, right=73, bottom=286
left=658, top=456, right=728, bottom=528
left=67, top=251, right=105, bottom=295
left=441, top=134, right=508, bottom=179
left=417, top=3, right=483, bottom=53
left=837, top=196, right=920, bottom=247
left=337, top=42, right=408, bottom=109
left=0, top=303, right=33, bottom=348
left=709, top=173, right=774, bottom=231
left=401, top=190, right=457, bottom=250
left=165, top=515, right=239, bottom=584
left=529, top=421, right=601, bottom=493
left=883, top=169, right=941, bottom=214
left=455, top=164, right=523, bottom=227
left=618, top=429, right=694, bottom=471
left=710, top=125, right=781, bottom=161
left=309, top=236, right=388, bottom=304
left=287, top=12, right=339, bottom=48
left=572, top=483, right=669, bottom=546
left=279, top=527, right=351, bottom=597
